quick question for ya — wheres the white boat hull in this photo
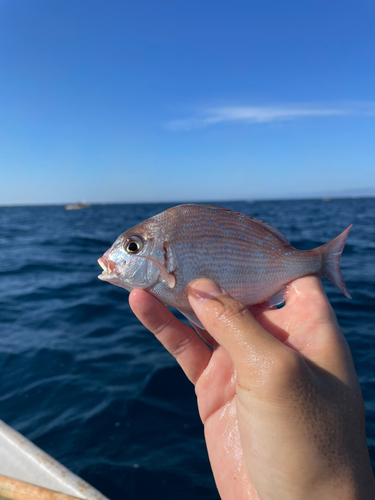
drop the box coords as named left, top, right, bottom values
left=0, top=420, right=109, bottom=500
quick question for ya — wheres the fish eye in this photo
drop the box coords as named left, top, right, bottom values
left=124, top=235, right=143, bottom=254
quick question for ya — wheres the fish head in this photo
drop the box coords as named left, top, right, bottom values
left=97, top=219, right=163, bottom=291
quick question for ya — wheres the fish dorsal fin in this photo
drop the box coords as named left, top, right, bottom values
left=248, top=218, right=293, bottom=247
left=179, top=204, right=293, bottom=247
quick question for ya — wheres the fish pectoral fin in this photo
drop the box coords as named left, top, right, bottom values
left=133, top=255, right=176, bottom=288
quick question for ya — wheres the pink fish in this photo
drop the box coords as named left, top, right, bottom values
left=98, top=204, right=351, bottom=330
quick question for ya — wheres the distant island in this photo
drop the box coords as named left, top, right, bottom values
left=65, top=201, right=90, bottom=210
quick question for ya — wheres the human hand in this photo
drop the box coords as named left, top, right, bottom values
left=129, top=276, right=375, bottom=500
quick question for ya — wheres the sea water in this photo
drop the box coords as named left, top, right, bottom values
left=0, top=198, right=374, bottom=499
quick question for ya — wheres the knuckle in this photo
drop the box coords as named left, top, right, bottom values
left=272, top=348, right=304, bottom=382
left=172, top=335, right=193, bottom=357
left=215, top=299, right=249, bottom=325
left=153, top=316, right=174, bottom=337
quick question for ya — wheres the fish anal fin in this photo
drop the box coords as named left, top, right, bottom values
left=255, top=288, right=286, bottom=309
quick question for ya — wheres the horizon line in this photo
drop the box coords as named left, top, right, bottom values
left=1, top=194, right=374, bottom=208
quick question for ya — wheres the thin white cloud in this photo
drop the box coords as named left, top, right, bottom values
left=165, top=102, right=375, bottom=131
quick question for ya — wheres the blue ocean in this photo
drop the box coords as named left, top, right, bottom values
left=0, top=198, right=374, bottom=499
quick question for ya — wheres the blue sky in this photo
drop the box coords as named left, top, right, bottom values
left=1, top=0, right=374, bottom=204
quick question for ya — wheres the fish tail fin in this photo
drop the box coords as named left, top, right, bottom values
left=318, top=225, right=352, bottom=299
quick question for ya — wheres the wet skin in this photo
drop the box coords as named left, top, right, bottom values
left=129, top=276, right=375, bottom=500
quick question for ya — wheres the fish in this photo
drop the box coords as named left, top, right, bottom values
left=98, top=204, right=352, bottom=330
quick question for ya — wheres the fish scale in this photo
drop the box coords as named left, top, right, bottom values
left=154, top=205, right=317, bottom=304
left=98, top=204, right=352, bottom=331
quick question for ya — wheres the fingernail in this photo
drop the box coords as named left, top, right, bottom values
left=189, top=279, right=225, bottom=302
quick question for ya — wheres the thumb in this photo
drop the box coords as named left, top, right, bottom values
left=188, top=278, right=290, bottom=386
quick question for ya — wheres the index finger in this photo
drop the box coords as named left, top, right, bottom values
left=187, top=279, right=291, bottom=386
left=129, top=289, right=212, bottom=384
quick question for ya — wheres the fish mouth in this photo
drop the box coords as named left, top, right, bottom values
left=97, top=256, right=119, bottom=280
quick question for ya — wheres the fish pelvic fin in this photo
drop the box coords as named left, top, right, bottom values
left=318, top=225, right=352, bottom=299
left=187, top=321, right=217, bottom=350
